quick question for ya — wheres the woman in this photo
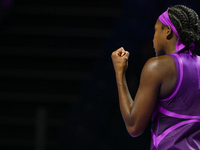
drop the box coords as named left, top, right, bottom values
left=111, top=5, right=200, bottom=149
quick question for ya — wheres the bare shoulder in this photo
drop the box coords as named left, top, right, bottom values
left=143, top=55, right=175, bottom=76
left=145, top=55, right=175, bottom=68
left=140, top=54, right=176, bottom=88
left=140, top=55, right=176, bottom=98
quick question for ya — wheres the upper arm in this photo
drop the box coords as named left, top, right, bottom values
left=127, top=56, right=168, bottom=137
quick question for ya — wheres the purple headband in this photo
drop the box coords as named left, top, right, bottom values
left=158, top=9, right=195, bottom=53
left=159, top=9, right=179, bottom=37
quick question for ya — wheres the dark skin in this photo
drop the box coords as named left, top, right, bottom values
left=111, top=20, right=178, bottom=137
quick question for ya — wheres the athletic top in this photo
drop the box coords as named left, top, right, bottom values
left=150, top=51, right=200, bottom=150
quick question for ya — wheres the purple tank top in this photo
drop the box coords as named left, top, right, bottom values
left=150, top=51, right=200, bottom=150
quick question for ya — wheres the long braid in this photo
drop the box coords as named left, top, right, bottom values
left=168, top=5, right=200, bottom=49
left=175, top=5, right=199, bottom=32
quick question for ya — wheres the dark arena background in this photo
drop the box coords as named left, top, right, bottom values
left=0, top=0, right=200, bottom=150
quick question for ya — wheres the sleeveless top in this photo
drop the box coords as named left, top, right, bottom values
left=150, top=51, right=200, bottom=150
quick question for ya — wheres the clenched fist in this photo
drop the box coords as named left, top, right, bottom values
left=111, top=47, right=130, bottom=75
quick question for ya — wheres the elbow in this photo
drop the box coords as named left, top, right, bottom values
left=126, top=124, right=144, bottom=137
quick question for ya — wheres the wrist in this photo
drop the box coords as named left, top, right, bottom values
left=116, top=73, right=126, bottom=86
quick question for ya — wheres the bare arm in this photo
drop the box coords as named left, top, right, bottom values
left=111, top=47, right=172, bottom=137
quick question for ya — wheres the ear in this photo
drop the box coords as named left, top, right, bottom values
left=166, top=26, right=173, bottom=39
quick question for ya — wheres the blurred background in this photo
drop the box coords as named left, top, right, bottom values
left=0, top=0, right=200, bottom=150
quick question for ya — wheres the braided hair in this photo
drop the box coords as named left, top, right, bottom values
left=168, top=5, right=200, bottom=50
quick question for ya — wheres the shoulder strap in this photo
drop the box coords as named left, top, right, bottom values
left=160, top=53, right=183, bottom=101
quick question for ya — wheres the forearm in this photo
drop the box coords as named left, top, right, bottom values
left=116, top=73, right=134, bottom=126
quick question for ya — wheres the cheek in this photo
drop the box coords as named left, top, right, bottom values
left=153, top=36, right=157, bottom=48
left=153, top=34, right=155, bottom=44
left=153, top=32, right=160, bottom=48
left=153, top=32, right=157, bottom=42
left=153, top=39, right=156, bottom=47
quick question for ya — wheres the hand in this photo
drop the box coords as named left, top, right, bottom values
left=111, top=47, right=130, bottom=75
